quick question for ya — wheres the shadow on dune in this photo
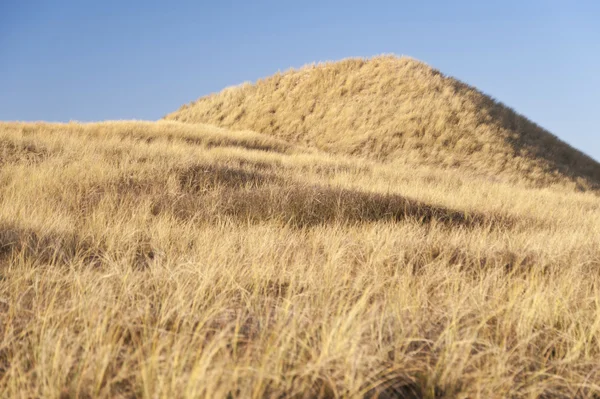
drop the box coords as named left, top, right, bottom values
left=211, top=184, right=514, bottom=229
left=177, top=163, right=284, bottom=191
left=0, top=225, right=93, bottom=266
left=0, top=224, right=156, bottom=270
left=448, top=78, right=600, bottom=191
left=154, top=164, right=516, bottom=229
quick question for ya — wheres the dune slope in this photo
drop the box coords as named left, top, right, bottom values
left=1, top=120, right=600, bottom=397
left=165, top=55, right=600, bottom=190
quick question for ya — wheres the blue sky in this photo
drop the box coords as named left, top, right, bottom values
left=1, top=0, right=599, bottom=160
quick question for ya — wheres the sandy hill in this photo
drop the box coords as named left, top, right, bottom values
left=165, top=55, right=600, bottom=190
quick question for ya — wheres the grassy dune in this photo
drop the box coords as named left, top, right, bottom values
left=1, top=121, right=600, bottom=398
left=165, top=56, right=600, bottom=191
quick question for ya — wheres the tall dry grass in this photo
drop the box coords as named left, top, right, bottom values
left=1, top=121, right=600, bottom=398
left=165, top=55, right=600, bottom=191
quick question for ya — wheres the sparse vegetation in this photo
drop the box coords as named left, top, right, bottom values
left=1, top=116, right=600, bottom=398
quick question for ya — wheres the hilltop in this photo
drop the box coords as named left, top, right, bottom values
left=165, top=55, right=600, bottom=190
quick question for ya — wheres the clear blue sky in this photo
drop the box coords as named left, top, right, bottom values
left=1, top=0, right=599, bottom=160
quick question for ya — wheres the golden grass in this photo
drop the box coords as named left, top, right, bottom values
left=165, top=55, right=600, bottom=191
left=1, top=120, right=600, bottom=398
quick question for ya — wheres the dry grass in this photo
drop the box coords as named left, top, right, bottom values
left=1, top=120, right=600, bottom=398
left=165, top=55, right=600, bottom=191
